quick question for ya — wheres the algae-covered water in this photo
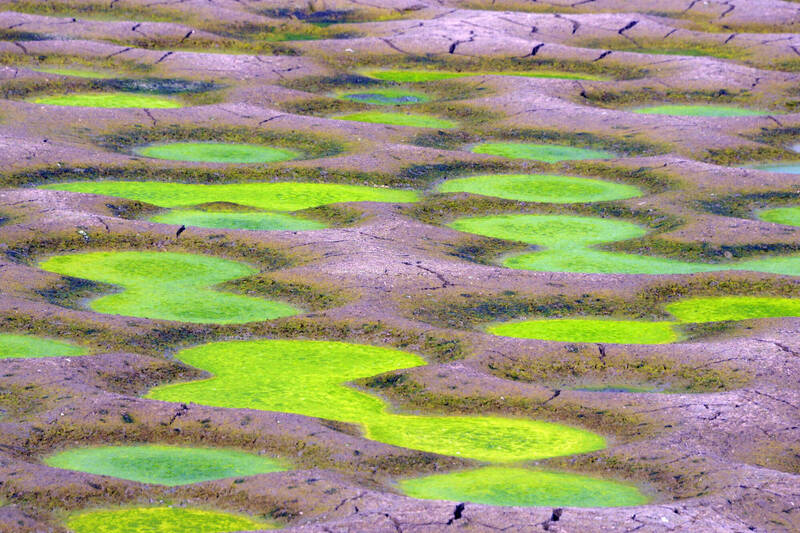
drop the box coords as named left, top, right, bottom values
left=363, top=69, right=606, bottom=82
left=339, top=88, right=428, bottom=105
left=631, top=105, right=769, bottom=117
left=471, top=142, right=616, bottom=162
left=65, top=507, right=274, bottom=533
left=30, top=92, right=182, bottom=108
left=337, top=111, right=456, bottom=128
left=38, top=251, right=300, bottom=324
left=134, top=142, right=300, bottom=163
left=0, top=333, right=87, bottom=359
left=46, top=445, right=285, bottom=486
left=758, top=206, right=800, bottom=227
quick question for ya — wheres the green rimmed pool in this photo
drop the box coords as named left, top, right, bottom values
left=362, top=69, right=607, bottom=82
left=150, top=209, right=327, bottom=231
left=45, top=445, right=286, bottom=486
left=399, top=467, right=648, bottom=508
left=147, top=340, right=606, bottom=463
left=338, top=88, right=428, bottom=105
left=337, top=111, right=456, bottom=128
left=29, top=92, right=182, bottom=109
left=42, top=181, right=419, bottom=212
left=65, top=507, right=275, bottom=533
left=0, top=333, right=87, bottom=359
left=758, top=206, right=800, bottom=227
left=437, top=174, right=641, bottom=203
left=631, top=105, right=770, bottom=117
left=471, top=142, right=616, bottom=163
left=448, top=214, right=800, bottom=276
left=38, top=251, right=300, bottom=324
left=134, top=142, right=300, bottom=164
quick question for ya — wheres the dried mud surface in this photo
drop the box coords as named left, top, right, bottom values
left=0, top=0, right=799, bottom=532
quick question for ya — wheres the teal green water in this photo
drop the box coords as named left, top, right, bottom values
left=0, top=334, right=87, bottom=359
left=38, top=251, right=299, bottom=324
left=339, top=88, right=428, bottom=105
left=66, top=507, right=274, bottom=533
left=437, top=174, right=641, bottom=203
left=758, top=206, right=800, bottom=227
left=45, top=445, right=285, bottom=486
left=42, top=181, right=418, bottom=211
left=135, top=142, right=300, bottom=163
left=471, top=143, right=616, bottom=162
left=448, top=214, right=800, bottom=275
left=150, top=209, right=327, bottom=231
left=147, top=340, right=606, bottom=463
left=754, top=163, right=800, bottom=174
left=632, top=105, right=769, bottom=117
left=400, top=467, right=648, bottom=507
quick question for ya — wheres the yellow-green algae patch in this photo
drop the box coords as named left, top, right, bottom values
left=134, top=142, right=300, bottom=164
left=437, top=174, right=641, bottom=203
left=32, top=67, right=115, bottom=79
left=45, top=444, right=286, bottom=486
left=150, top=209, right=327, bottom=231
left=0, top=333, right=87, bottom=359
left=471, top=142, right=616, bottom=162
left=758, top=206, right=800, bottom=227
left=400, top=467, right=648, bottom=507
left=631, top=105, right=770, bottom=117
left=337, top=111, right=456, bottom=128
left=42, top=181, right=419, bottom=211
left=147, top=340, right=606, bottom=463
left=30, top=92, right=182, bottom=108
left=38, top=251, right=299, bottom=324
left=363, top=69, right=606, bottom=82
left=65, top=507, right=274, bottom=533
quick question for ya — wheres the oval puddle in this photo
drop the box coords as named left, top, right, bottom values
left=631, top=105, right=770, bottom=117
left=134, top=142, right=301, bottom=164
left=29, top=92, right=182, bottom=109
left=758, top=206, right=800, bottom=227
left=336, top=111, right=456, bottom=128
left=338, top=88, right=428, bottom=105
left=471, top=142, right=616, bottom=162
left=65, top=507, right=276, bottom=533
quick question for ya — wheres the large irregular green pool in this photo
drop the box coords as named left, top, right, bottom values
left=45, top=445, right=285, bottom=486
left=437, top=174, right=641, bottom=203
left=134, top=142, right=300, bottom=164
left=399, top=467, right=648, bottom=507
left=471, top=142, right=616, bottom=162
left=758, top=206, right=800, bottom=227
left=147, top=340, right=606, bottom=463
left=0, top=333, right=87, bottom=359
left=66, top=507, right=274, bottom=533
left=631, top=105, right=769, bottom=117
left=337, top=111, right=456, bottom=128
left=29, top=92, right=182, bottom=109
left=487, top=296, right=800, bottom=344
left=338, top=88, right=428, bottom=105
left=38, top=251, right=299, bottom=324
left=362, top=69, right=606, bottom=82
left=448, top=214, right=800, bottom=275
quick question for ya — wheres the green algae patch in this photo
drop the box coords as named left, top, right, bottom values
left=43, top=181, right=418, bottom=211
left=150, top=209, right=327, bottom=231
left=631, top=105, right=769, bottom=117
left=449, top=214, right=800, bottom=276
left=471, top=142, right=616, bottom=162
left=147, top=340, right=606, bottom=462
left=45, top=445, right=285, bottom=486
left=0, top=333, right=86, bottom=359
left=754, top=163, right=800, bottom=174
left=30, top=92, right=182, bottom=108
left=32, top=67, right=115, bottom=79
left=666, top=296, right=800, bottom=323
left=400, top=467, right=648, bottom=507
left=488, top=319, right=678, bottom=345
left=759, top=206, right=800, bottom=226
left=65, top=507, right=274, bottom=533
left=337, top=111, right=456, bottom=128
left=134, top=142, right=300, bottom=164
left=437, top=174, right=641, bottom=203
left=338, top=88, right=428, bottom=105
left=38, top=251, right=299, bottom=324
left=363, top=69, right=606, bottom=82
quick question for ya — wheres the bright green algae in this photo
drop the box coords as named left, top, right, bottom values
left=135, top=142, right=300, bottom=163
left=759, top=206, right=800, bottom=226
left=400, top=467, right=648, bottom=507
left=0, top=334, right=86, bottom=359
left=45, top=445, right=285, bottom=486
left=437, top=174, right=641, bottom=203
left=471, top=142, right=616, bottom=163
left=150, top=209, right=327, bottom=231
left=38, top=251, right=299, bottom=324
left=363, top=69, right=606, bottom=82
left=30, top=92, right=182, bottom=108
left=66, top=507, right=273, bottom=533
left=32, top=67, right=115, bottom=79
left=448, top=214, right=800, bottom=276
left=147, top=340, right=606, bottom=462
left=42, top=181, right=419, bottom=211
left=338, top=88, right=428, bottom=105
left=632, top=105, right=769, bottom=117
left=487, top=296, right=800, bottom=344
left=488, top=319, right=679, bottom=345
left=337, top=111, right=456, bottom=128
